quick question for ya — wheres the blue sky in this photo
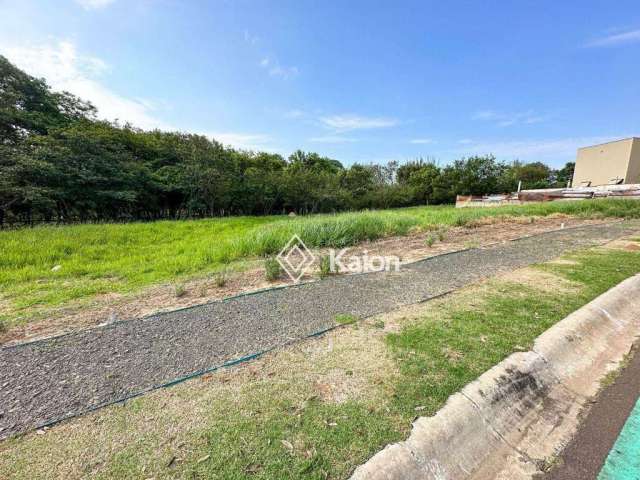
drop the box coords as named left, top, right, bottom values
left=1, top=0, right=639, bottom=167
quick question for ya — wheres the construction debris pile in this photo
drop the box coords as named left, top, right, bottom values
left=456, top=184, right=640, bottom=208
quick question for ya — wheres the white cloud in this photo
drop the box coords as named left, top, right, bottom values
left=1, top=40, right=170, bottom=130
left=75, top=0, right=116, bottom=10
left=243, top=29, right=259, bottom=45
left=206, top=132, right=272, bottom=150
left=319, top=114, right=398, bottom=131
left=283, top=109, right=305, bottom=119
left=410, top=138, right=435, bottom=144
left=259, top=56, right=299, bottom=79
left=269, top=65, right=299, bottom=79
left=454, top=135, right=636, bottom=164
left=472, top=109, right=549, bottom=127
left=309, top=135, right=358, bottom=143
left=472, top=110, right=498, bottom=121
left=586, top=29, right=640, bottom=47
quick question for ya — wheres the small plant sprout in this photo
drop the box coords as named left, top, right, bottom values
left=214, top=270, right=228, bottom=287
left=425, top=235, right=436, bottom=247
left=264, top=257, right=282, bottom=281
left=174, top=283, right=187, bottom=298
left=335, top=313, right=358, bottom=325
left=373, top=319, right=385, bottom=329
left=454, top=216, right=469, bottom=227
left=318, top=255, right=332, bottom=278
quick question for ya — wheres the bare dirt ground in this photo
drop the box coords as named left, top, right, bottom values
left=0, top=215, right=609, bottom=345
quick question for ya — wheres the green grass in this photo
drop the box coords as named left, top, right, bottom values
left=1, top=199, right=639, bottom=327
left=386, top=246, right=640, bottom=418
left=2, top=245, right=640, bottom=479
left=334, top=314, right=358, bottom=325
left=264, top=257, right=283, bottom=281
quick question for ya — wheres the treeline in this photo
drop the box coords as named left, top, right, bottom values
left=0, top=55, right=574, bottom=226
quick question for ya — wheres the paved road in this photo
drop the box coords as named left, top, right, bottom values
left=541, top=344, right=640, bottom=480
left=1, top=221, right=639, bottom=440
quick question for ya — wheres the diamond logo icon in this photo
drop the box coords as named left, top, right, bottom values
left=277, top=234, right=316, bottom=283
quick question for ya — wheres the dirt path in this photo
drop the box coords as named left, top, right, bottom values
left=1, top=221, right=639, bottom=440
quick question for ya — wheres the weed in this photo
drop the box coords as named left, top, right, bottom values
left=174, top=283, right=187, bottom=298
left=214, top=270, right=228, bottom=288
left=264, top=258, right=282, bottom=281
left=437, top=229, right=447, bottom=242
left=425, top=235, right=436, bottom=247
left=0, top=319, right=6, bottom=334
left=335, top=313, right=358, bottom=325
left=318, top=255, right=332, bottom=278
left=454, top=216, right=469, bottom=227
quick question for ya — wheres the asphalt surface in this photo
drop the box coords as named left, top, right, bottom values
left=540, top=345, right=640, bottom=480
left=1, top=221, right=639, bottom=440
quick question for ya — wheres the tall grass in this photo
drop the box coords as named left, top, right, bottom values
left=0, top=199, right=638, bottom=324
left=231, top=211, right=419, bottom=258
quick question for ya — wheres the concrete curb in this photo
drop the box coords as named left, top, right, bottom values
left=351, top=274, right=640, bottom=480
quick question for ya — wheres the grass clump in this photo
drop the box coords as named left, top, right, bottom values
left=174, top=283, right=187, bottom=298
left=318, top=255, right=332, bottom=278
left=425, top=235, right=436, bottom=247
left=264, top=258, right=282, bottom=281
left=335, top=313, right=358, bottom=325
left=214, top=270, right=228, bottom=288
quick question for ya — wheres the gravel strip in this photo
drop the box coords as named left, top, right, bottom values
left=1, top=221, right=638, bottom=439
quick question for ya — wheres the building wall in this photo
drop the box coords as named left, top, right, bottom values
left=572, top=138, right=639, bottom=187
left=625, top=139, right=640, bottom=184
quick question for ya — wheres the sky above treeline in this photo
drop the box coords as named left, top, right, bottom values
left=1, top=0, right=639, bottom=167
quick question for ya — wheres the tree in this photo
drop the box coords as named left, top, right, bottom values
left=554, top=162, right=575, bottom=187
left=0, top=55, right=95, bottom=145
left=0, top=55, right=577, bottom=225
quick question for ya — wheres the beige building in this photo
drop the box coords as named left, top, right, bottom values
left=572, top=137, right=640, bottom=187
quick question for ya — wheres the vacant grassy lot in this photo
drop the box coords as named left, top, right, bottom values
left=1, top=199, right=639, bottom=327
left=2, top=240, right=640, bottom=479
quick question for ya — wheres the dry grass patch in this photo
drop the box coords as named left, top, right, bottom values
left=599, top=238, right=640, bottom=251
left=547, top=258, right=581, bottom=265
left=499, top=267, right=581, bottom=294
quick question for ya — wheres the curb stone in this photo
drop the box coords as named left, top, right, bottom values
left=351, top=274, right=640, bottom=480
